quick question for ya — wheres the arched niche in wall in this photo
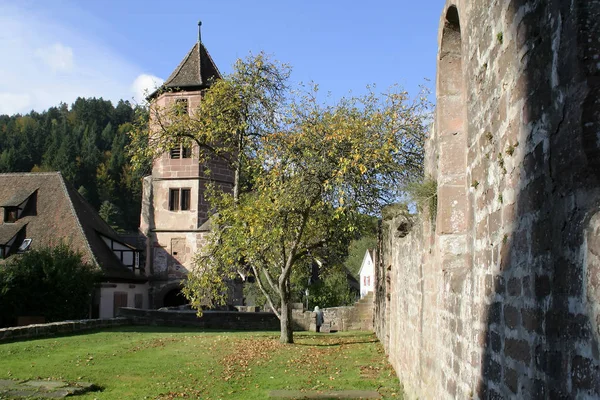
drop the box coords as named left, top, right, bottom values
left=435, top=5, right=468, bottom=238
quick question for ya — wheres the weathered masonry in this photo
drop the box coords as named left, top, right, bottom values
left=375, top=1, right=600, bottom=398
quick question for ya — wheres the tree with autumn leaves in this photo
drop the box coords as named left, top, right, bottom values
left=129, top=53, right=430, bottom=343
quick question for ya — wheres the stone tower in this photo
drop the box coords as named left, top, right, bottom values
left=140, top=24, right=238, bottom=308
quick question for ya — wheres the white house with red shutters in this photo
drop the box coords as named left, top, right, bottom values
left=358, top=249, right=375, bottom=298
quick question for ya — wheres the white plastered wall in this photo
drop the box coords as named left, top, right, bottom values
left=359, top=252, right=375, bottom=298
left=99, top=282, right=149, bottom=319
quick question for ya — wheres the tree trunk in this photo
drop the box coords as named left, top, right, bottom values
left=233, top=164, right=240, bottom=202
left=232, top=131, right=242, bottom=203
left=279, top=282, right=294, bottom=344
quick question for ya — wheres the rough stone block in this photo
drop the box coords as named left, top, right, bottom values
left=494, top=275, right=505, bottom=295
left=485, top=274, right=493, bottom=296
left=522, top=275, right=532, bottom=298
left=535, top=275, right=551, bottom=299
left=507, top=277, right=522, bottom=297
left=504, top=366, right=519, bottom=394
left=483, top=354, right=502, bottom=384
left=489, top=330, right=501, bottom=352
left=521, top=308, right=542, bottom=334
left=518, top=178, right=546, bottom=216
left=504, top=305, right=520, bottom=329
left=489, top=302, right=502, bottom=325
left=437, top=185, right=468, bottom=234
left=439, top=135, right=467, bottom=176
left=505, top=338, right=530, bottom=364
left=572, top=355, right=597, bottom=391
left=567, top=314, right=591, bottom=340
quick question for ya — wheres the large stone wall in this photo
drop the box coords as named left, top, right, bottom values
left=375, top=1, right=600, bottom=399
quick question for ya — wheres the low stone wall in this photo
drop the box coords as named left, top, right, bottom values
left=0, top=306, right=365, bottom=343
left=292, top=309, right=316, bottom=331
left=0, top=318, right=130, bottom=343
left=322, top=306, right=354, bottom=331
left=292, top=301, right=373, bottom=332
left=118, top=307, right=280, bottom=330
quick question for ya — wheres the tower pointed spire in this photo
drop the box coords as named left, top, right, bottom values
left=148, top=19, right=220, bottom=98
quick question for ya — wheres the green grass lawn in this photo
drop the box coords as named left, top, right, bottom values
left=0, top=327, right=403, bottom=399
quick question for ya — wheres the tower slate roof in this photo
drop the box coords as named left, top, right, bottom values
left=149, top=40, right=221, bottom=99
left=164, top=42, right=221, bottom=89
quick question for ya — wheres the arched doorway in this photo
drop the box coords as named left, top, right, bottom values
left=163, top=288, right=188, bottom=307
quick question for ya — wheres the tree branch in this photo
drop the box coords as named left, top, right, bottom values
left=250, top=264, right=280, bottom=319
left=259, top=258, right=281, bottom=296
left=281, top=202, right=314, bottom=282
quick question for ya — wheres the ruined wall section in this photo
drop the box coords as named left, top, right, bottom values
left=377, top=207, right=446, bottom=399
left=376, top=1, right=600, bottom=399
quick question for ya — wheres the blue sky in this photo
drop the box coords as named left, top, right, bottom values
left=0, top=0, right=443, bottom=115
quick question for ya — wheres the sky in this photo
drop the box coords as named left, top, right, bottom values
left=0, top=0, right=443, bottom=116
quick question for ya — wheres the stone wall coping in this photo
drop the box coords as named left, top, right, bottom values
left=0, top=318, right=130, bottom=343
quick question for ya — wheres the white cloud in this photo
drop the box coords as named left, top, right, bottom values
left=0, top=3, right=162, bottom=116
left=34, top=43, right=74, bottom=72
left=131, top=74, right=164, bottom=106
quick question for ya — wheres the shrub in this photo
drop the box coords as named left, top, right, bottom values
left=406, top=177, right=438, bottom=222
left=0, top=244, right=100, bottom=327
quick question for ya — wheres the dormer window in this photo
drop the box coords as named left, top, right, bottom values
left=4, top=207, right=18, bottom=223
left=2, top=189, right=37, bottom=223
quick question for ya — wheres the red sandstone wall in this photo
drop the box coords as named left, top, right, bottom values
left=376, top=1, right=600, bottom=398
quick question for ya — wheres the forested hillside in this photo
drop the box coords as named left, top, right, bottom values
left=0, top=98, right=148, bottom=231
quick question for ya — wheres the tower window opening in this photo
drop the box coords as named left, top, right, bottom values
left=175, top=98, right=189, bottom=115
left=169, top=188, right=191, bottom=211
left=181, top=189, right=191, bottom=210
left=169, top=189, right=180, bottom=211
left=170, top=143, right=192, bottom=159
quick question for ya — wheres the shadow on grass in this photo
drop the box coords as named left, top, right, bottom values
left=1, top=325, right=380, bottom=346
left=0, top=325, right=281, bottom=344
